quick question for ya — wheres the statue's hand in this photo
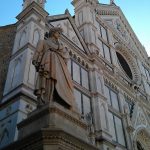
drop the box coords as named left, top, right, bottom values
left=33, top=60, right=41, bottom=66
left=32, top=60, right=40, bottom=71
left=32, top=60, right=38, bottom=66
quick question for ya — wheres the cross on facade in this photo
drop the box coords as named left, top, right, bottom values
left=64, top=20, right=72, bottom=37
left=110, top=0, right=115, bottom=5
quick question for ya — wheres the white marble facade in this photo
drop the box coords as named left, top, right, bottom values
left=0, top=0, right=150, bottom=150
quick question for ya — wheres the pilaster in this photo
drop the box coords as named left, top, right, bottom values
left=0, top=2, right=48, bottom=149
left=89, top=66, right=113, bottom=149
left=3, top=2, right=48, bottom=100
left=118, top=90, right=134, bottom=150
left=2, top=102, right=99, bottom=150
left=72, top=0, right=99, bottom=53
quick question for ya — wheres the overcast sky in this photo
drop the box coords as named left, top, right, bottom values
left=0, top=0, right=149, bottom=56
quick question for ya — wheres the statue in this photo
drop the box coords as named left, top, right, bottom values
left=124, top=104, right=131, bottom=125
left=123, top=103, right=134, bottom=132
left=32, top=27, right=75, bottom=109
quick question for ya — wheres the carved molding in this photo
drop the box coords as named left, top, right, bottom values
left=104, top=77, right=118, bottom=91
left=49, top=106, right=87, bottom=130
left=114, top=42, right=141, bottom=85
left=115, top=19, right=129, bottom=42
left=18, top=103, right=88, bottom=130
left=0, top=120, right=12, bottom=145
left=136, top=112, right=147, bottom=127
left=69, top=50, right=89, bottom=69
left=134, top=128, right=150, bottom=150
left=96, top=6, right=145, bottom=56
left=3, top=129, right=98, bottom=150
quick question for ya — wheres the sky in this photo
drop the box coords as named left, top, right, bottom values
left=0, top=0, right=150, bottom=56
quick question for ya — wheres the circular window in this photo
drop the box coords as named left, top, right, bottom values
left=116, top=52, right=133, bottom=80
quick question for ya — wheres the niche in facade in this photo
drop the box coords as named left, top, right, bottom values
left=116, top=52, right=133, bottom=80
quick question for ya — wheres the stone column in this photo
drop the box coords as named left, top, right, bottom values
left=118, top=90, right=134, bottom=150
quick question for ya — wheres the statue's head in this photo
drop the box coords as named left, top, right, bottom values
left=44, top=27, right=63, bottom=39
left=48, top=27, right=63, bottom=38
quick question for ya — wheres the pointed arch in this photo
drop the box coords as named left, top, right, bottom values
left=19, top=30, right=26, bottom=48
left=11, top=57, right=22, bottom=88
left=32, top=29, right=40, bottom=47
left=100, top=103, right=108, bottom=130
left=134, top=127, right=150, bottom=150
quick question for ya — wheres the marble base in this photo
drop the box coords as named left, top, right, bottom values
left=2, top=102, right=99, bottom=150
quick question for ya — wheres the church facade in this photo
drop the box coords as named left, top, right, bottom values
left=0, top=0, right=150, bottom=150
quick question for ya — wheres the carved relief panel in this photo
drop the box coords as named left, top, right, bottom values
left=0, top=113, right=18, bottom=148
left=100, top=102, right=109, bottom=130
left=32, top=29, right=40, bottom=47
left=13, top=23, right=43, bottom=54
left=26, top=51, right=36, bottom=88
left=135, top=129, right=150, bottom=150
left=50, top=19, right=85, bottom=51
left=19, top=31, right=27, bottom=48
left=12, top=26, right=28, bottom=54
left=31, top=24, right=42, bottom=47
left=115, top=19, right=129, bottom=42
left=3, top=51, right=26, bottom=97
left=135, top=107, right=148, bottom=129
left=0, top=119, right=12, bottom=147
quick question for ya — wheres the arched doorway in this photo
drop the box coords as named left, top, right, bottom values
left=135, top=129, right=150, bottom=150
left=136, top=141, right=144, bottom=150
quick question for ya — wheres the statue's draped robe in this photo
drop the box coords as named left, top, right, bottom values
left=33, top=39, right=74, bottom=107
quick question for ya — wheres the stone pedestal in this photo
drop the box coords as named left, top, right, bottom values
left=2, top=102, right=98, bottom=150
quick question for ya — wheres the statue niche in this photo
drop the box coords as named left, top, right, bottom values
left=32, top=27, right=75, bottom=109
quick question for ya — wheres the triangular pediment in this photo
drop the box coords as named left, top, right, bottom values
left=47, top=13, right=89, bottom=54
left=96, top=4, right=148, bottom=57
left=133, top=106, right=149, bottom=129
left=105, top=16, right=138, bottom=51
left=51, top=18, right=84, bottom=51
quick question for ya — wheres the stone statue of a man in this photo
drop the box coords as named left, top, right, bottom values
left=32, top=27, right=75, bottom=109
left=124, top=104, right=132, bottom=127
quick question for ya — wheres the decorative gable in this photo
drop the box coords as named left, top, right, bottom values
left=135, top=107, right=148, bottom=129
left=114, top=18, right=129, bottom=43
left=96, top=4, right=148, bottom=60
left=112, top=18, right=139, bottom=54
left=50, top=18, right=85, bottom=52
